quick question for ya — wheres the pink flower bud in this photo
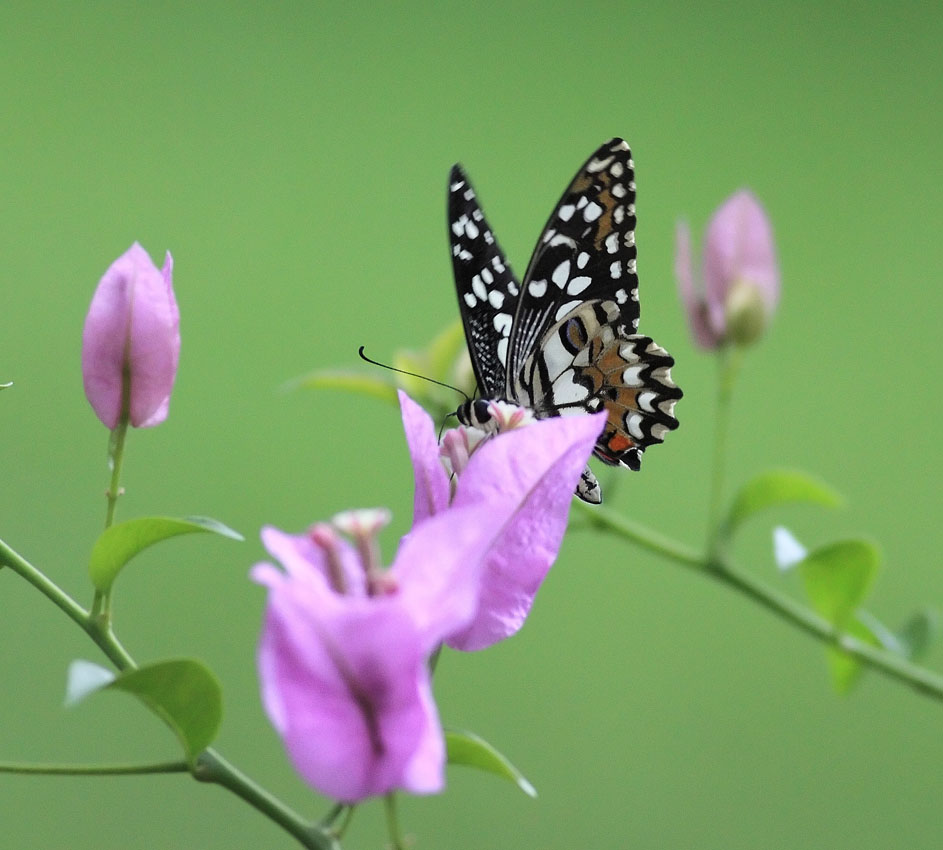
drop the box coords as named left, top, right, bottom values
left=676, top=190, right=780, bottom=349
left=82, top=243, right=180, bottom=428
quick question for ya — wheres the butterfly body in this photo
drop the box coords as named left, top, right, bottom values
left=448, top=138, right=681, bottom=503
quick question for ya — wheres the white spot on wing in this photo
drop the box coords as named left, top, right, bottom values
left=566, top=275, right=592, bottom=295
left=583, top=201, right=602, bottom=222
left=615, top=288, right=628, bottom=304
left=528, top=279, right=547, bottom=298
left=577, top=251, right=589, bottom=268
left=558, top=204, right=575, bottom=221
left=488, top=289, right=505, bottom=309
left=552, top=260, right=571, bottom=287
left=496, top=337, right=508, bottom=365
left=622, top=365, right=644, bottom=387
left=610, top=261, right=622, bottom=279
left=493, top=313, right=512, bottom=336
left=605, top=233, right=619, bottom=254
left=463, top=292, right=476, bottom=308
left=626, top=413, right=644, bottom=439
left=554, top=299, right=581, bottom=321
left=472, top=275, right=487, bottom=300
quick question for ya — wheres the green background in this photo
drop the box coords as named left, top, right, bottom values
left=2, top=1, right=941, bottom=847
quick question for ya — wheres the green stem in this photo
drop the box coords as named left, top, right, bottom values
left=0, top=537, right=335, bottom=849
left=0, top=759, right=188, bottom=776
left=194, top=750, right=336, bottom=850
left=95, top=417, right=129, bottom=620
left=104, top=417, right=129, bottom=529
left=707, top=346, right=741, bottom=555
left=580, top=507, right=943, bottom=704
left=383, top=794, right=405, bottom=850
left=0, top=537, right=90, bottom=631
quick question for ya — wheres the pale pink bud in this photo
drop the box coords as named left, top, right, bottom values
left=82, top=243, right=179, bottom=428
left=676, top=190, right=780, bottom=349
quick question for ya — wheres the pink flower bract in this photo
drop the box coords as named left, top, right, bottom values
left=82, top=242, right=180, bottom=428
left=252, top=505, right=497, bottom=802
left=399, top=391, right=605, bottom=651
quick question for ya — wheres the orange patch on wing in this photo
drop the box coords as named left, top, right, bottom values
left=607, top=433, right=634, bottom=453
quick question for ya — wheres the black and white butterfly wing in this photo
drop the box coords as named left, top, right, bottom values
left=508, top=138, right=681, bottom=475
left=446, top=139, right=681, bottom=504
left=506, top=138, right=641, bottom=384
left=447, top=165, right=522, bottom=400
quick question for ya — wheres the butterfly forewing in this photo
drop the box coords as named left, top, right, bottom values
left=447, top=165, right=523, bottom=399
left=506, top=138, right=640, bottom=389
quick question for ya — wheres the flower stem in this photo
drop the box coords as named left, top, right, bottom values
left=707, top=346, right=742, bottom=556
left=0, top=759, right=188, bottom=776
left=383, top=793, right=405, bottom=850
left=194, top=750, right=337, bottom=850
left=104, top=417, right=129, bottom=529
left=578, top=505, right=943, bottom=705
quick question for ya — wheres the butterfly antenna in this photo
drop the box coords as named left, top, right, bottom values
left=358, top=346, right=471, bottom=403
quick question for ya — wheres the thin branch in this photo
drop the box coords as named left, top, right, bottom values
left=578, top=504, right=943, bottom=704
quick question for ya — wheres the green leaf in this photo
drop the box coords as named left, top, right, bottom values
left=826, top=615, right=881, bottom=695
left=896, top=608, right=939, bottom=661
left=89, top=516, right=244, bottom=593
left=66, top=658, right=222, bottom=763
left=799, top=539, right=880, bottom=627
left=725, top=469, right=843, bottom=534
left=288, top=369, right=398, bottom=403
left=445, top=728, right=536, bottom=798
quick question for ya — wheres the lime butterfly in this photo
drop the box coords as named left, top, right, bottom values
left=447, top=138, right=681, bottom=503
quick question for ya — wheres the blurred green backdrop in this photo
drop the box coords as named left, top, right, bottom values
left=2, top=1, right=941, bottom=847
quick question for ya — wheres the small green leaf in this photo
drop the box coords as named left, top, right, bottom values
left=896, top=608, right=939, bottom=661
left=799, top=539, right=880, bottom=627
left=89, top=516, right=243, bottom=593
left=288, top=369, right=398, bottom=403
left=445, top=728, right=536, bottom=798
left=826, top=615, right=881, bottom=695
left=66, top=658, right=222, bottom=763
left=725, top=469, right=843, bottom=533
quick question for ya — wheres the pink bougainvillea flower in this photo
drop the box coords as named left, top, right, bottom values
left=398, top=391, right=605, bottom=651
left=82, top=242, right=180, bottom=428
left=251, top=504, right=499, bottom=803
left=676, top=190, right=780, bottom=349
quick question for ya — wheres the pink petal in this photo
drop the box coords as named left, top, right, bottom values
left=703, top=190, right=780, bottom=332
left=392, top=504, right=499, bottom=651
left=254, top=568, right=443, bottom=802
left=675, top=220, right=721, bottom=350
left=398, top=391, right=450, bottom=524
left=446, top=411, right=605, bottom=650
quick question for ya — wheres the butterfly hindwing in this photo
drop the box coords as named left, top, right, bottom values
left=448, top=165, right=523, bottom=399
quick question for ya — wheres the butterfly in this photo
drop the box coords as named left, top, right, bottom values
left=447, top=138, right=681, bottom=504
